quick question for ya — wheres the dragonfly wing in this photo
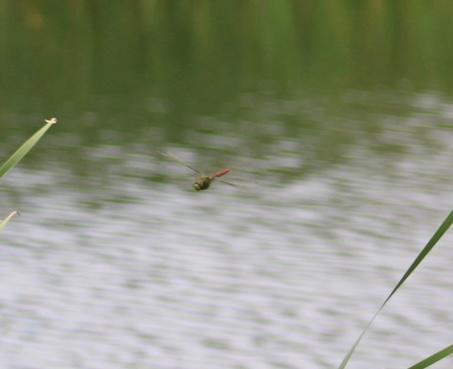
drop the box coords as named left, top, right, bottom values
left=218, top=179, right=239, bottom=188
left=160, top=151, right=201, bottom=174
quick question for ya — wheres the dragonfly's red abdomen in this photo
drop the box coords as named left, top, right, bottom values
left=212, top=168, right=231, bottom=178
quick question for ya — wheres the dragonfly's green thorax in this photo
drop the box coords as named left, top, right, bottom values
left=193, top=176, right=212, bottom=191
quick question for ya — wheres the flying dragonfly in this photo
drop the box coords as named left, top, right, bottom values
left=161, top=152, right=236, bottom=191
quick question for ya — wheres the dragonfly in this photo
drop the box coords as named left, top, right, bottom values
left=161, top=152, right=236, bottom=191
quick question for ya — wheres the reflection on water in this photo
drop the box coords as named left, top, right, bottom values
left=1, top=92, right=453, bottom=369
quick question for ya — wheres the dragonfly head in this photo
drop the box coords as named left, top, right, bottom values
left=193, top=176, right=211, bottom=191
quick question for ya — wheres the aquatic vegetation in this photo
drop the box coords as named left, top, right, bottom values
left=0, top=118, right=57, bottom=232
left=339, top=211, right=453, bottom=368
left=0, top=210, right=19, bottom=232
left=408, top=345, right=453, bottom=369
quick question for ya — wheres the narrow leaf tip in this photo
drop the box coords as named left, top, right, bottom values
left=45, top=117, right=58, bottom=125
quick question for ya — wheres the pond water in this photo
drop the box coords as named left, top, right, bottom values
left=1, top=2, right=453, bottom=369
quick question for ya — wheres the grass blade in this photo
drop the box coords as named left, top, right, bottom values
left=338, top=210, right=453, bottom=369
left=0, top=210, right=19, bottom=232
left=407, top=344, right=453, bottom=369
left=0, top=117, right=57, bottom=179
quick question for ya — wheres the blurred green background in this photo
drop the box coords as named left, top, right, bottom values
left=2, top=0, right=453, bottom=148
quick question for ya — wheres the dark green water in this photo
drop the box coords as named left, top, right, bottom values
left=1, top=2, right=453, bottom=369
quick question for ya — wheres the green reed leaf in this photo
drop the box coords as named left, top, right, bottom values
left=0, top=117, right=57, bottom=179
left=338, top=210, right=453, bottom=369
left=0, top=210, right=19, bottom=232
left=407, top=344, right=453, bottom=369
